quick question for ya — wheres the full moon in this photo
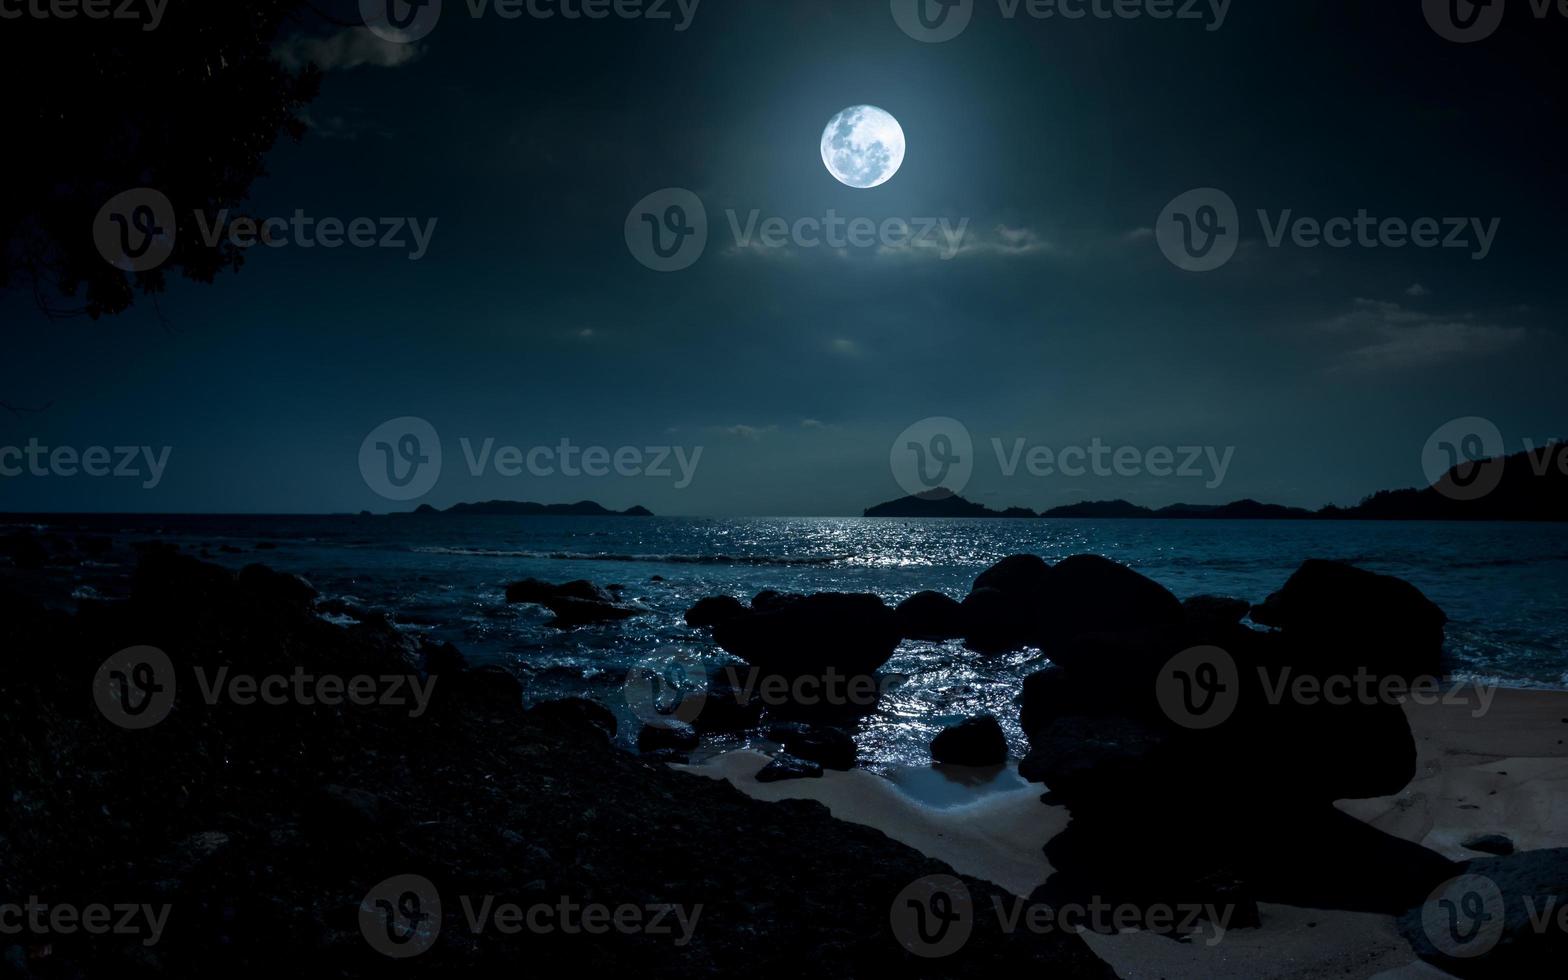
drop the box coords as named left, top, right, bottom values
left=820, top=105, right=906, bottom=189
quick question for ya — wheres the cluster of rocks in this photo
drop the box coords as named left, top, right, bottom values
left=504, top=577, right=642, bottom=627
left=1, top=549, right=1116, bottom=977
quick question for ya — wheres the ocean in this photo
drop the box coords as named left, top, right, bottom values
left=27, top=514, right=1568, bottom=772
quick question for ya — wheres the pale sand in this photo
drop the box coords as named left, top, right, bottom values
left=674, top=689, right=1568, bottom=979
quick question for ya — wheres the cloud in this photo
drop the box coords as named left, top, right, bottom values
left=800, top=419, right=826, bottom=429
left=829, top=338, right=860, bottom=355
left=715, top=424, right=777, bottom=440
left=1124, top=227, right=1154, bottom=242
left=1319, top=298, right=1528, bottom=372
left=1405, top=283, right=1430, bottom=297
left=296, top=110, right=393, bottom=141
left=274, top=29, right=422, bottom=73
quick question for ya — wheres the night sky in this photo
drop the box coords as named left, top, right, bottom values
left=3, top=0, right=1565, bottom=515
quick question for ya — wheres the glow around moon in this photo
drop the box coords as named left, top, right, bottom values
left=820, top=105, right=906, bottom=189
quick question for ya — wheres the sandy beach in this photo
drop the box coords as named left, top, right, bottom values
left=679, top=688, right=1568, bottom=979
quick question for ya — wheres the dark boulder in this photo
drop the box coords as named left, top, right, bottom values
left=238, top=563, right=318, bottom=604
left=685, top=595, right=747, bottom=628
left=712, top=592, right=900, bottom=680
left=451, top=665, right=522, bottom=711
left=691, top=671, right=764, bottom=733
left=526, top=697, right=618, bottom=740
left=1397, top=848, right=1568, bottom=976
left=1018, top=714, right=1170, bottom=799
left=895, top=590, right=967, bottom=641
left=505, top=578, right=612, bottom=605
left=1034, top=555, right=1184, bottom=652
left=930, top=714, right=1008, bottom=767
left=973, top=553, right=1052, bottom=594
left=1460, top=833, right=1516, bottom=857
left=768, top=722, right=856, bottom=770
left=756, top=752, right=823, bottom=783
left=638, top=721, right=699, bottom=754
left=1250, top=559, right=1447, bottom=680
left=751, top=589, right=801, bottom=612
left=1, top=530, right=48, bottom=569
left=504, top=578, right=641, bottom=628
left=542, top=596, right=641, bottom=628
left=1182, top=594, right=1252, bottom=627
left=960, top=554, right=1183, bottom=654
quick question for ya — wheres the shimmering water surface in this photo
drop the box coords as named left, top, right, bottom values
left=28, top=515, right=1568, bottom=771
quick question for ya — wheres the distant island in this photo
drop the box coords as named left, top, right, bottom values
left=865, top=443, right=1568, bottom=521
left=405, top=500, right=653, bottom=517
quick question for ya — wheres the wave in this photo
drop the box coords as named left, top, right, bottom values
left=411, top=546, right=850, bottom=567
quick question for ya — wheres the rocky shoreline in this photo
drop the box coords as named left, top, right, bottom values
left=0, top=544, right=1112, bottom=977
left=4, top=533, right=1566, bottom=975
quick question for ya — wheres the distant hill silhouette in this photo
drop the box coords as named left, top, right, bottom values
left=1041, top=499, right=1315, bottom=519
left=863, top=491, right=1035, bottom=519
left=864, top=442, right=1568, bottom=521
left=408, top=501, right=653, bottom=517
left=1327, top=442, right=1568, bottom=521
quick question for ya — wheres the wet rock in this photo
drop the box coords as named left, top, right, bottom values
left=238, top=563, right=317, bottom=604
left=1460, top=833, right=1516, bottom=856
left=638, top=721, right=699, bottom=754
left=685, top=595, right=747, bottom=628
left=768, top=722, right=855, bottom=770
left=895, top=590, right=967, bottom=641
left=756, top=752, right=823, bottom=783
left=930, top=714, right=1008, bottom=767
left=1250, top=559, right=1447, bottom=680
left=1183, top=594, right=1252, bottom=627
left=1398, top=847, right=1568, bottom=976
left=505, top=578, right=613, bottom=605
left=712, top=592, right=900, bottom=681
left=526, top=697, right=618, bottom=740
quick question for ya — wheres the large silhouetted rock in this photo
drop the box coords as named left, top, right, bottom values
left=1251, top=559, right=1447, bottom=680
left=712, top=592, right=900, bottom=680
